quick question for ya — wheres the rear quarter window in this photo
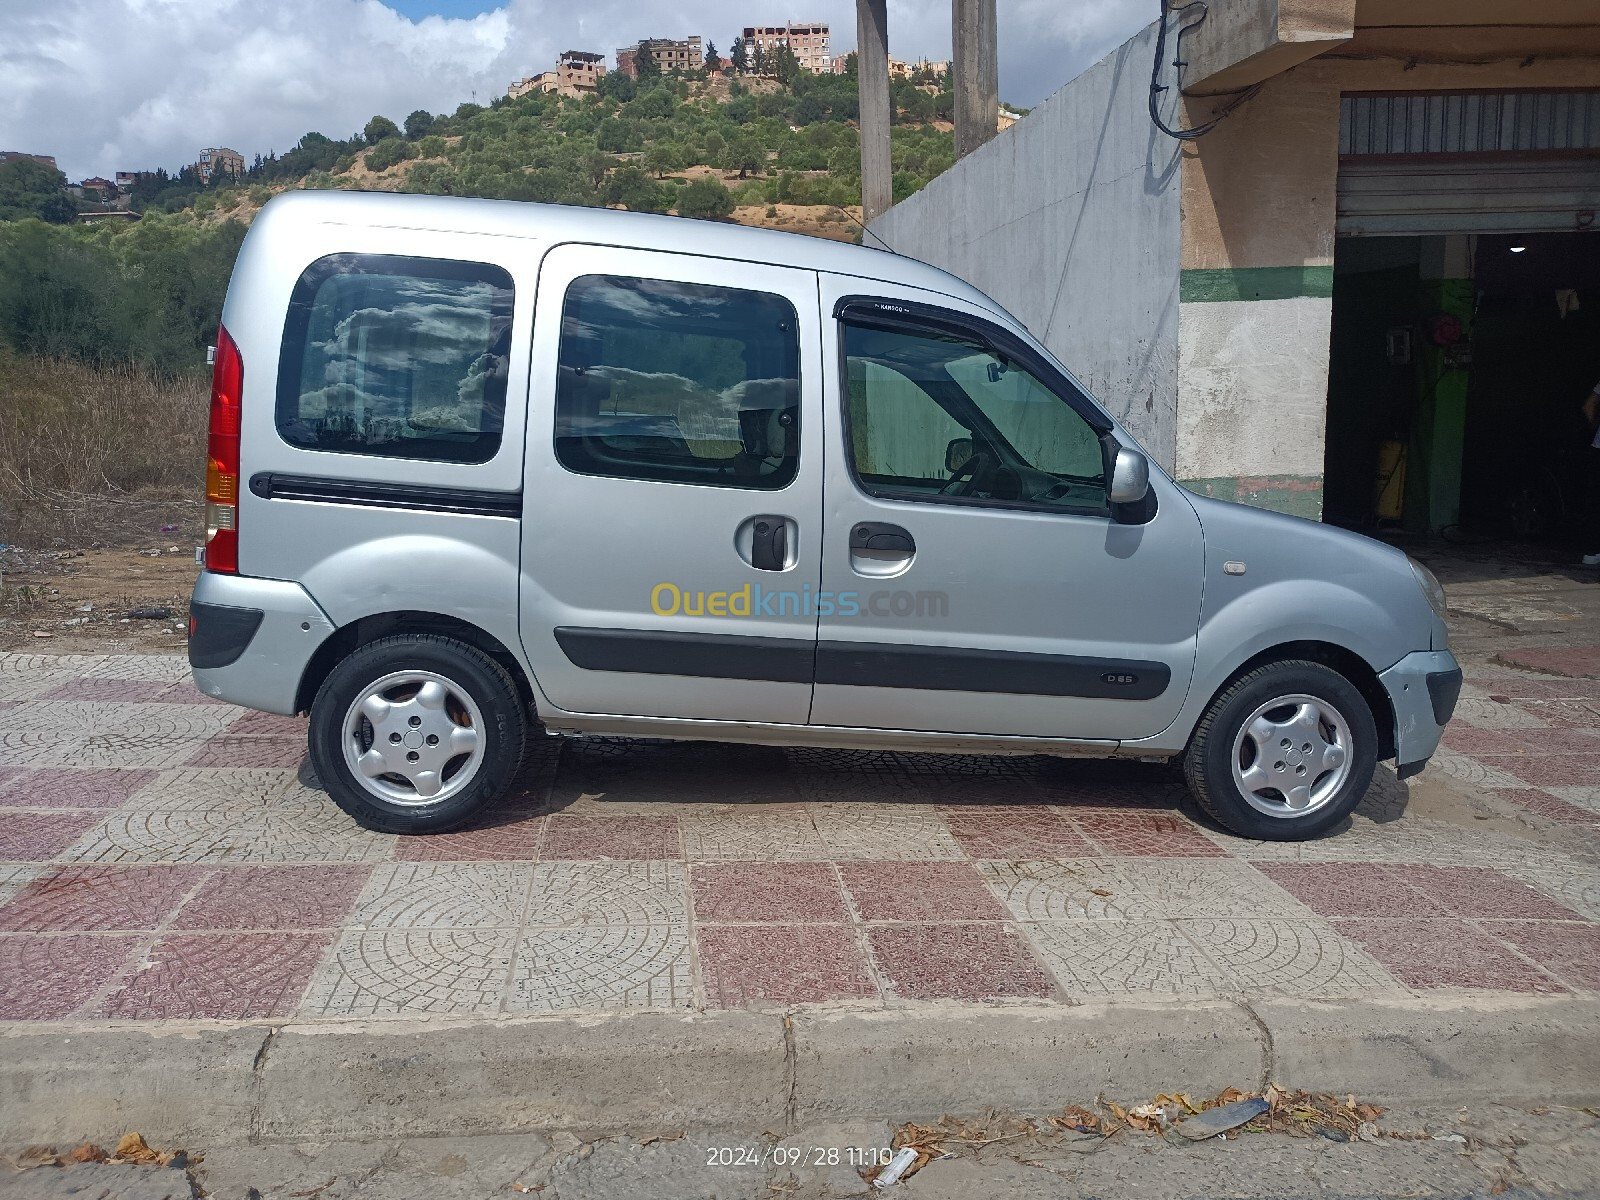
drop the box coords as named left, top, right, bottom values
left=276, top=253, right=514, bottom=463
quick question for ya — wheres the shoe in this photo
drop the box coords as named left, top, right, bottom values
left=1583, top=553, right=1600, bottom=567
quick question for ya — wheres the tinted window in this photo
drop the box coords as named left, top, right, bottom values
left=843, top=321, right=1108, bottom=514
left=277, top=254, right=513, bottom=463
left=554, top=275, right=800, bottom=489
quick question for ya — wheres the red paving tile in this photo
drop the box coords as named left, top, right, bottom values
left=0, top=811, right=104, bottom=861
left=0, top=865, right=208, bottom=932
left=1516, top=699, right=1600, bottom=728
left=0, top=768, right=156, bottom=809
left=34, top=678, right=170, bottom=703
left=1442, top=727, right=1600, bottom=757
left=184, top=736, right=306, bottom=768
left=1389, top=865, right=1579, bottom=920
left=698, top=924, right=875, bottom=1007
left=1499, top=755, right=1600, bottom=789
left=1072, top=811, right=1224, bottom=857
left=939, top=808, right=1096, bottom=859
left=226, top=711, right=310, bottom=738
left=1472, top=678, right=1600, bottom=701
left=1258, top=863, right=1450, bottom=918
left=154, top=682, right=232, bottom=705
left=99, top=932, right=333, bottom=1019
left=1477, top=921, right=1600, bottom=991
left=0, top=766, right=25, bottom=786
left=868, top=923, right=1052, bottom=1000
left=839, top=862, right=1006, bottom=922
left=172, top=865, right=371, bottom=930
left=0, top=934, right=140, bottom=1019
left=1333, top=919, right=1564, bottom=992
left=691, top=862, right=847, bottom=923
left=1496, top=647, right=1600, bottom=679
left=1492, top=788, right=1600, bottom=826
left=540, top=815, right=681, bottom=860
left=396, top=815, right=545, bottom=862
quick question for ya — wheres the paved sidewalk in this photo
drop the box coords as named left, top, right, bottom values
left=0, top=559, right=1597, bottom=1024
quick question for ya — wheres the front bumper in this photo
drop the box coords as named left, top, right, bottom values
left=1377, top=649, right=1462, bottom=779
left=189, top=571, right=335, bottom=715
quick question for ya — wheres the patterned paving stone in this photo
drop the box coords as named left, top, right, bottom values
left=1499, top=755, right=1600, bottom=789
left=0, top=934, right=141, bottom=1019
left=1442, top=727, right=1600, bottom=757
left=82, top=656, right=194, bottom=684
left=982, top=859, right=1311, bottom=922
left=0, top=865, right=41, bottom=907
left=70, top=796, right=396, bottom=865
left=4, top=702, right=235, bottom=742
left=1176, top=918, right=1403, bottom=997
left=1422, top=753, right=1529, bottom=789
left=1023, top=920, right=1224, bottom=996
left=809, top=805, right=964, bottom=860
left=0, top=766, right=25, bottom=787
left=1492, top=788, right=1600, bottom=826
left=351, top=864, right=531, bottom=929
left=1388, top=865, right=1581, bottom=920
left=0, top=810, right=106, bottom=861
left=100, top=932, right=333, bottom=1019
left=1072, top=810, right=1225, bottom=857
left=1496, top=646, right=1600, bottom=678
left=511, top=925, right=692, bottom=1010
left=1476, top=921, right=1600, bottom=991
left=34, top=678, right=171, bottom=703
left=1549, top=787, right=1600, bottom=816
left=939, top=807, right=1096, bottom=860
left=301, top=929, right=515, bottom=1017
left=123, top=767, right=300, bottom=811
left=1332, top=919, right=1565, bottom=992
left=1257, top=863, right=1452, bottom=918
left=698, top=924, right=876, bottom=1007
left=527, top=862, right=687, bottom=926
left=788, top=769, right=923, bottom=807
left=868, top=923, right=1052, bottom=1001
left=690, top=862, right=847, bottom=924
left=679, top=809, right=829, bottom=860
left=1452, top=696, right=1549, bottom=729
left=172, top=865, right=371, bottom=930
left=0, top=865, right=208, bottom=931
left=540, top=815, right=681, bottom=860
left=0, top=729, right=90, bottom=768
left=225, top=710, right=310, bottom=738
left=184, top=735, right=306, bottom=769
left=153, top=681, right=233, bottom=705
left=395, top=814, right=545, bottom=862
left=1517, top=700, right=1600, bottom=729
left=1500, top=856, right=1600, bottom=923
left=0, top=768, right=157, bottom=809
left=840, top=862, right=1007, bottom=922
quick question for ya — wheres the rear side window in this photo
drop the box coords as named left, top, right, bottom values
left=554, top=275, right=800, bottom=489
left=277, top=253, right=514, bottom=463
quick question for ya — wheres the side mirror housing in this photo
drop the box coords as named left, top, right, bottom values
left=1108, top=446, right=1150, bottom=505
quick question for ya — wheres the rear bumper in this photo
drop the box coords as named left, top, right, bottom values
left=189, top=571, right=335, bottom=715
left=1378, top=649, right=1462, bottom=779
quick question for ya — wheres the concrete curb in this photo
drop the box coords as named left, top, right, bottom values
left=4, top=995, right=1598, bottom=1144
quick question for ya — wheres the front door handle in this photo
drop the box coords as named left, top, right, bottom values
left=848, top=521, right=915, bottom=578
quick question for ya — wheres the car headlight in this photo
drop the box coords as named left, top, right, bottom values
left=1409, top=557, right=1448, bottom=625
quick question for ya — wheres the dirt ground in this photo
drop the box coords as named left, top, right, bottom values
left=0, top=545, right=199, bottom=654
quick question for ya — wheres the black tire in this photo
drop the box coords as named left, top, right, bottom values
left=1182, top=659, right=1377, bottom=842
left=308, top=634, right=526, bottom=834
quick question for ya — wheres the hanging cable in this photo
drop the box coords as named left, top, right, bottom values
left=1149, top=0, right=1262, bottom=140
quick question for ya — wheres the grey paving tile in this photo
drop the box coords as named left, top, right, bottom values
left=351, top=863, right=531, bottom=929
left=680, top=808, right=828, bottom=860
left=1021, top=920, right=1222, bottom=996
left=526, top=861, right=687, bottom=926
left=510, top=924, right=693, bottom=1010
left=1177, top=918, right=1405, bottom=997
left=979, top=859, right=1311, bottom=921
left=810, top=805, right=963, bottom=860
left=299, top=929, right=513, bottom=1017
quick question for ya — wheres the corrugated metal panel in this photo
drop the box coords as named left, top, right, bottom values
left=1340, top=92, right=1600, bottom=156
left=1338, top=156, right=1600, bottom=235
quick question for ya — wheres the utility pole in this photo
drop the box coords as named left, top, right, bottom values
left=856, top=0, right=892, bottom=222
left=952, top=0, right=998, bottom=159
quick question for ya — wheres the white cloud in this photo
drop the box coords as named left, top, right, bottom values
left=0, top=0, right=1150, bottom=182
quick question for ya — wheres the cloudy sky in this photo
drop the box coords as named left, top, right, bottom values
left=1, top=0, right=1150, bottom=182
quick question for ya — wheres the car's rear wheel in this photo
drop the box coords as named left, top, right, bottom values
left=308, top=634, right=526, bottom=833
left=1183, top=659, right=1376, bottom=841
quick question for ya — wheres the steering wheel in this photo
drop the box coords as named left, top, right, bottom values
left=939, top=452, right=986, bottom=496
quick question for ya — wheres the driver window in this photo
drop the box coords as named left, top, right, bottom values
left=842, top=320, right=1109, bottom=514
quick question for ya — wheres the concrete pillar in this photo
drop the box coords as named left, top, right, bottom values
left=856, top=0, right=893, bottom=221
left=953, top=0, right=998, bottom=159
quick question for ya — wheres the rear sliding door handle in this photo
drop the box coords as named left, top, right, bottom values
left=738, top=515, right=795, bottom=572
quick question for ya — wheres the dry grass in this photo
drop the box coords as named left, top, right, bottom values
left=0, top=354, right=207, bottom=547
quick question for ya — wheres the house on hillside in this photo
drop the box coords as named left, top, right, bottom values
left=743, top=22, right=829, bottom=73
left=616, top=36, right=703, bottom=78
left=196, top=147, right=244, bottom=185
left=508, top=50, right=607, bottom=100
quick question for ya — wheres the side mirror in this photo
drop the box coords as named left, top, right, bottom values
left=1108, top=446, right=1150, bottom=505
left=944, top=437, right=975, bottom=474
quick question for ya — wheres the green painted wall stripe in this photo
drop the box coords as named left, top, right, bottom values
left=1181, top=475, right=1324, bottom=521
left=1179, top=266, right=1335, bottom=303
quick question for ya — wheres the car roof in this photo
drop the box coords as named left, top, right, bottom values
left=255, top=190, right=1006, bottom=316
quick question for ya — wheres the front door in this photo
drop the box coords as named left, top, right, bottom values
left=810, top=276, right=1203, bottom=742
left=519, top=245, right=823, bottom=723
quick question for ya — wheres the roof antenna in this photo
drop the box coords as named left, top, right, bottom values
left=833, top=203, right=895, bottom=253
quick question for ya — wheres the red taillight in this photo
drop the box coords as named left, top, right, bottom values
left=204, top=325, right=243, bottom=574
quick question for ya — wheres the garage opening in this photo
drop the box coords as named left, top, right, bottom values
left=1321, top=90, right=1600, bottom=548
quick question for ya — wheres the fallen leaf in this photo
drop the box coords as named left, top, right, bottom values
left=287, top=1179, right=337, bottom=1198
left=67, top=1143, right=108, bottom=1164
left=1214, top=1087, right=1250, bottom=1106
left=1090, top=888, right=1113, bottom=897
left=113, top=1132, right=161, bottom=1165
left=637, top=1132, right=684, bottom=1147
left=12, top=1145, right=58, bottom=1169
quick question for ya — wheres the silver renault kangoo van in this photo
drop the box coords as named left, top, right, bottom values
left=189, top=191, right=1459, bottom=841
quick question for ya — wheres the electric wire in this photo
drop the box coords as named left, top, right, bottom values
left=1149, top=0, right=1262, bottom=141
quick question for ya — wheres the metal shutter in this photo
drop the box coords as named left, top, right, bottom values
left=1337, top=156, right=1600, bottom=235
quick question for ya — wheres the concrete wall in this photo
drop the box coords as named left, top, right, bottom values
left=869, top=22, right=1183, bottom=470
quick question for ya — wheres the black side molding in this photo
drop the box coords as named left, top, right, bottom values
left=1426, top=667, right=1463, bottom=727
left=188, top=602, right=264, bottom=670
left=249, top=473, right=521, bottom=518
left=554, top=627, right=814, bottom=684
left=815, top=641, right=1170, bottom=700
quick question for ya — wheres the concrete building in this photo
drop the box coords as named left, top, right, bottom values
left=831, top=54, right=949, bottom=79
left=871, top=1, right=1600, bottom=538
left=508, top=50, right=606, bottom=100
left=0, top=151, right=58, bottom=169
left=743, top=22, right=830, bottom=73
left=616, top=36, right=703, bottom=78
left=196, top=147, right=244, bottom=185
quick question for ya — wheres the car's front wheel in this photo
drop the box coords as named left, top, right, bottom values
left=1183, top=659, right=1376, bottom=841
left=308, top=634, right=526, bottom=833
